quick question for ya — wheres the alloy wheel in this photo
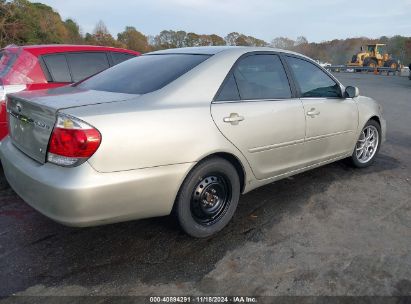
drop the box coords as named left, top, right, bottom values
left=355, top=125, right=379, bottom=163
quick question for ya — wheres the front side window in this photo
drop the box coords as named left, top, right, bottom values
left=233, top=54, right=291, bottom=100
left=286, top=56, right=341, bottom=98
left=78, top=54, right=210, bottom=95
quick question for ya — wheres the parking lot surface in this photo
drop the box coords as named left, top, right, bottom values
left=0, top=73, right=410, bottom=297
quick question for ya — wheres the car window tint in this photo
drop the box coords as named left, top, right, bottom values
left=233, top=54, right=291, bottom=100
left=42, top=54, right=71, bottom=82
left=216, top=73, right=240, bottom=101
left=78, top=54, right=210, bottom=95
left=286, top=56, right=341, bottom=98
left=67, top=52, right=110, bottom=82
left=111, top=52, right=136, bottom=65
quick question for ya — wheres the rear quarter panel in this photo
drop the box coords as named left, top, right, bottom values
left=63, top=99, right=255, bottom=189
left=61, top=49, right=268, bottom=192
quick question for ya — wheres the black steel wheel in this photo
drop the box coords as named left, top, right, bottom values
left=175, top=157, right=240, bottom=238
left=190, top=174, right=231, bottom=226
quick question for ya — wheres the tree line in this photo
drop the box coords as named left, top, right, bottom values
left=1, top=0, right=411, bottom=64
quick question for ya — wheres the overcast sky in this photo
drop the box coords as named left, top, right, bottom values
left=34, top=0, right=411, bottom=42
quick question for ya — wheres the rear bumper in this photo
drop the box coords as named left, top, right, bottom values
left=0, top=122, right=8, bottom=141
left=0, top=137, right=193, bottom=227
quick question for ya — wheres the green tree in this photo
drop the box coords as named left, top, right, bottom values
left=0, top=0, right=20, bottom=47
left=153, top=30, right=187, bottom=49
left=1, top=0, right=70, bottom=45
left=184, top=32, right=200, bottom=47
left=225, top=32, right=241, bottom=46
left=90, top=20, right=121, bottom=47
left=64, top=19, right=82, bottom=43
left=270, top=37, right=295, bottom=50
left=118, top=26, right=150, bottom=52
left=245, top=35, right=267, bottom=47
left=208, top=34, right=226, bottom=46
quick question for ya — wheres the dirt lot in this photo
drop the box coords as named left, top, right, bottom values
left=0, top=72, right=410, bottom=298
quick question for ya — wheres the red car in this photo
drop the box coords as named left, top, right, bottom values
left=0, top=44, right=140, bottom=140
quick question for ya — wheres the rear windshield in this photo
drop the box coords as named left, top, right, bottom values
left=0, top=47, right=39, bottom=85
left=77, top=54, right=210, bottom=94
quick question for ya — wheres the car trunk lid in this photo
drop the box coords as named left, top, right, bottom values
left=7, top=87, right=137, bottom=163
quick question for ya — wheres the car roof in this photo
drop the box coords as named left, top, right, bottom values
left=146, top=46, right=302, bottom=57
left=2, top=44, right=140, bottom=56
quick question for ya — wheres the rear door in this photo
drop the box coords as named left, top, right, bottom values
left=285, top=55, right=358, bottom=164
left=211, top=53, right=306, bottom=180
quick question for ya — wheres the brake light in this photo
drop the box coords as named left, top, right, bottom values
left=0, top=84, right=26, bottom=116
left=0, top=84, right=26, bottom=140
left=47, top=114, right=101, bottom=167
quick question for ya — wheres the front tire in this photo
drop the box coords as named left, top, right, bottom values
left=175, top=157, right=240, bottom=238
left=363, top=58, right=377, bottom=68
left=350, top=120, right=381, bottom=168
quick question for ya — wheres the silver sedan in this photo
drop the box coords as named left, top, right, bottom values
left=1, top=47, right=386, bottom=237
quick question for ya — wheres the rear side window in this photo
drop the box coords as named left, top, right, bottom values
left=233, top=54, right=291, bottom=100
left=78, top=54, right=210, bottom=94
left=216, top=73, right=240, bottom=101
left=111, top=52, right=136, bottom=65
left=67, top=52, right=110, bottom=82
left=286, top=56, right=341, bottom=98
left=42, top=54, right=71, bottom=82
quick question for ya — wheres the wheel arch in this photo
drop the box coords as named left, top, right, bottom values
left=171, top=151, right=247, bottom=216
left=358, top=115, right=381, bottom=135
left=369, top=115, right=381, bottom=126
left=201, top=152, right=246, bottom=194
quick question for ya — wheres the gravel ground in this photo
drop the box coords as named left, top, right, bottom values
left=0, top=72, right=410, bottom=299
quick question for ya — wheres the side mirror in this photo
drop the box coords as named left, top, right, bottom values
left=345, top=86, right=359, bottom=98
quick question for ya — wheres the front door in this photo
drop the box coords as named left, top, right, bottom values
left=285, top=56, right=358, bottom=164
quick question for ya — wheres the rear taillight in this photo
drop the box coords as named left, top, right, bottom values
left=1, top=84, right=26, bottom=117
left=47, top=114, right=101, bottom=167
left=0, top=84, right=26, bottom=140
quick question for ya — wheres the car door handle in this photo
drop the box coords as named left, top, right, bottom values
left=307, top=108, right=320, bottom=118
left=223, top=113, right=244, bottom=125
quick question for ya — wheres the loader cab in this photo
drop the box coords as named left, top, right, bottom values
left=367, top=44, right=386, bottom=58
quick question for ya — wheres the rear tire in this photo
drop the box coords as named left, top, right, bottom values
left=175, top=157, right=240, bottom=238
left=350, top=120, right=381, bottom=168
left=384, top=59, right=398, bottom=70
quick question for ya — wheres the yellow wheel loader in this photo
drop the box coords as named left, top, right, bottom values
left=348, top=44, right=399, bottom=70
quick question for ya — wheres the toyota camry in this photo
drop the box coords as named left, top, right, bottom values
left=0, top=46, right=386, bottom=237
